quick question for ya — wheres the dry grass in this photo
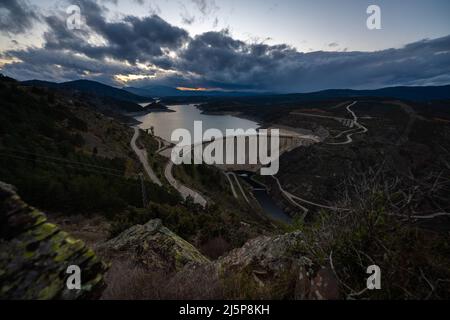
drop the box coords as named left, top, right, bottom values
left=101, top=260, right=168, bottom=300
left=101, top=260, right=223, bottom=300
left=291, top=165, right=450, bottom=299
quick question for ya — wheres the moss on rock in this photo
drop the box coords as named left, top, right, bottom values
left=98, top=219, right=209, bottom=272
left=0, top=181, right=108, bottom=300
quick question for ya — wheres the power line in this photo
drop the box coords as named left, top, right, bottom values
left=0, top=147, right=124, bottom=174
left=0, top=152, right=139, bottom=183
left=0, top=147, right=164, bottom=190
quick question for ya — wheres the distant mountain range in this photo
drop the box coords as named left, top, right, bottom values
left=125, top=83, right=450, bottom=101
left=20, top=79, right=160, bottom=115
left=284, top=85, right=450, bottom=102
left=22, top=79, right=149, bottom=104
left=19, top=77, right=450, bottom=102
left=124, top=85, right=269, bottom=98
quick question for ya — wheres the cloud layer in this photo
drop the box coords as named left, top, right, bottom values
left=0, top=0, right=40, bottom=34
left=1, top=0, right=450, bottom=92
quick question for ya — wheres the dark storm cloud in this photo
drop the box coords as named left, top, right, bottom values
left=175, top=30, right=299, bottom=90
left=0, top=0, right=40, bottom=34
left=173, top=31, right=450, bottom=92
left=2, top=47, right=142, bottom=84
left=43, top=0, right=189, bottom=67
left=1, top=0, right=449, bottom=92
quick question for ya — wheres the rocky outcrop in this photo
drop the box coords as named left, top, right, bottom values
left=99, top=217, right=339, bottom=299
left=98, top=219, right=209, bottom=273
left=104, top=220, right=340, bottom=300
left=0, top=181, right=337, bottom=300
left=0, top=182, right=108, bottom=300
left=183, top=231, right=339, bottom=300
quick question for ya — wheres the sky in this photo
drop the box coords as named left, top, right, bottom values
left=0, top=0, right=449, bottom=92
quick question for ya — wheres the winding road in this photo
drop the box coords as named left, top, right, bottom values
left=271, top=176, right=348, bottom=217
left=272, top=101, right=365, bottom=215
left=130, top=129, right=207, bottom=206
left=327, top=101, right=368, bottom=145
left=130, top=127, right=162, bottom=186
left=132, top=101, right=366, bottom=212
left=164, top=160, right=207, bottom=207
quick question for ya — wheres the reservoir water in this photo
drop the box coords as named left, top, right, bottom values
left=135, top=104, right=292, bottom=224
left=236, top=172, right=293, bottom=224
left=135, top=104, right=260, bottom=145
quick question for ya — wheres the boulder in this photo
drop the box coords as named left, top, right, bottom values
left=98, top=219, right=209, bottom=273
left=213, top=231, right=339, bottom=299
left=168, top=231, right=339, bottom=299
left=96, top=213, right=339, bottom=299
left=0, top=181, right=108, bottom=300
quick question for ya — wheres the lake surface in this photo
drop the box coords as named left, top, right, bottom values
left=134, top=104, right=292, bottom=224
left=135, top=104, right=260, bottom=144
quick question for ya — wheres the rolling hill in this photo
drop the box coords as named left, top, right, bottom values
left=22, top=79, right=150, bottom=103
left=20, top=79, right=156, bottom=114
left=124, top=85, right=269, bottom=98
left=288, top=85, right=450, bottom=101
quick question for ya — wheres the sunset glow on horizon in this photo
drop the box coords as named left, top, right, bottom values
left=176, top=87, right=221, bottom=92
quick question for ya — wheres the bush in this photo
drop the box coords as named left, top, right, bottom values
left=290, top=167, right=450, bottom=299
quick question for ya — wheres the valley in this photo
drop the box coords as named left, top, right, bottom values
left=1, top=0, right=450, bottom=305
left=1, top=74, right=450, bottom=300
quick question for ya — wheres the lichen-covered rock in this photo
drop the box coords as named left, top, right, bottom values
left=0, top=182, right=108, bottom=300
left=98, top=219, right=209, bottom=272
left=170, top=231, right=339, bottom=300
left=94, top=214, right=337, bottom=299
left=214, top=231, right=338, bottom=299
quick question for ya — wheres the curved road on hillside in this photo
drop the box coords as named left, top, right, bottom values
left=154, top=142, right=207, bottom=207
left=136, top=102, right=366, bottom=212
left=271, top=176, right=349, bottom=217
left=327, top=101, right=368, bottom=145
left=164, top=159, right=207, bottom=207
left=130, top=127, right=162, bottom=186
left=272, top=101, right=364, bottom=215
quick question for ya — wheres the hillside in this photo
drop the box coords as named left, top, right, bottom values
left=0, top=182, right=108, bottom=299
left=200, top=97, right=450, bottom=221
left=0, top=75, right=275, bottom=262
left=2, top=75, right=450, bottom=300
left=186, top=84, right=450, bottom=110
left=22, top=79, right=149, bottom=103
left=319, top=85, right=450, bottom=101
left=0, top=76, right=172, bottom=214
left=21, top=79, right=154, bottom=114
left=279, top=85, right=450, bottom=102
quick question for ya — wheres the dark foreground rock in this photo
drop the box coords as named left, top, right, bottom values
left=100, top=218, right=339, bottom=300
left=97, top=219, right=209, bottom=273
left=216, top=232, right=339, bottom=300
left=168, top=231, right=339, bottom=300
left=0, top=179, right=338, bottom=300
left=0, top=182, right=108, bottom=299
